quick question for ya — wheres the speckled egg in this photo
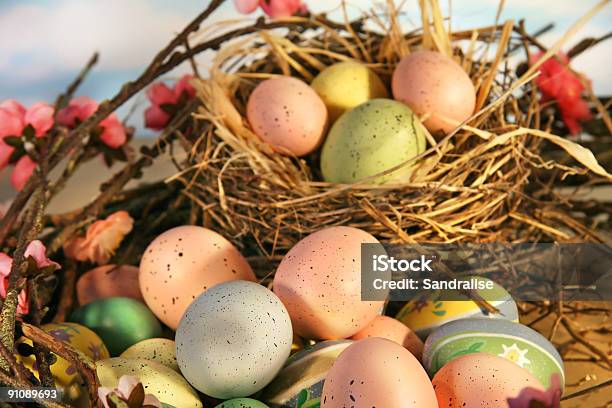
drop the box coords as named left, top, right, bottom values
left=432, top=353, right=544, bottom=407
left=120, top=338, right=178, bottom=372
left=395, top=276, right=518, bottom=339
left=176, top=280, right=293, bottom=399
left=247, top=76, right=328, bottom=156
left=392, top=50, right=476, bottom=134
left=320, top=99, right=426, bottom=184
left=350, top=315, right=423, bottom=360
left=311, top=61, right=388, bottom=122
left=140, top=225, right=255, bottom=330
left=262, top=340, right=352, bottom=407
left=321, top=337, right=437, bottom=407
left=273, top=226, right=385, bottom=340
left=77, top=264, right=142, bottom=306
left=70, top=297, right=162, bottom=355
left=97, top=357, right=202, bottom=407
left=215, top=398, right=270, bottom=408
left=423, top=318, right=565, bottom=389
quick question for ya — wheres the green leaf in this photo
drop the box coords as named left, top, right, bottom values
left=2, top=136, right=22, bottom=147
left=302, top=398, right=321, bottom=408
left=296, top=389, right=309, bottom=408
left=432, top=310, right=446, bottom=316
left=22, top=124, right=35, bottom=139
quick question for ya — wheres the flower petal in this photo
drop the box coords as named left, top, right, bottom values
left=234, top=0, right=260, bottom=14
left=147, top=82, right=177, bottom=106
left=24, top=102, right=55, bottom=137
left=144, top=105, right=171, bottom=130
left=24, top=240, right=61, bottom=270
left=100, top=115, right=127, bottom=148
left=10, top=155, right=37, bottom=191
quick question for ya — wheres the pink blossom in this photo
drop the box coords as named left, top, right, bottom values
left=24, top=103, right=54, bottom=137
left=100, top=115, right=127, bottom=148
left=144, top=75, right=196, bottom=130
left=10, top=155, right=37, bottom=192
left=508, top=373, right=562, bottom=408
left=24, top=240, right=61, bottom=270
left=98, top=375, right=161, bottom=408
left=234, top=0, right=307, bottom=18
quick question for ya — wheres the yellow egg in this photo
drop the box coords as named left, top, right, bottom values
left=120, top=338, right=179, bottom=372
left=311, top=62, right=388, bottom=122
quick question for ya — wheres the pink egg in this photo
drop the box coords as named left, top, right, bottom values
left=432, top=353, right=545, bottom=407
left=139, top=226, right=255, bottom=330
left=76, top=265, right=142, bottom=306
left=246, top=76, right=328, bottom=156
left=321, top=337, right=438, bottom=407
left=350, top=315, right=424, bottom=360
left=392, top=50, right=475, bottom=134
left=273, top=226, right=384, bottom=340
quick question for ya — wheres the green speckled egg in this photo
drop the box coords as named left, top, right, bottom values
left=70, top=297, right=162, bottom=355
left=320, top=99, right=426, bottom=184
left=215, top=398, right=270, bottom=408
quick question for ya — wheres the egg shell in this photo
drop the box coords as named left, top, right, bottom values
left=215, top=398, right=270, bottom=408
left=70, top=297, right=162, bottom=356
left=432, top=353, right=544, bottom=407
left=392, top=50, right=476, bottom=134
left=321, top=337, right=437, bottom=408
left=120, top=338, right=178, bottom=372
left=176, top=280, right=293, bottom=399
left=311, top=62, right=388, bottom=122
left=140, top=225, right=255, bottom=330
left=77, top=264, right=142, bottom=306
left=350, top=315, right=423, bottom=360
left=97, top=357, right=202, bottom=408
left=320, top=99, right=426, bottom=184
left=273, top=226, right=385, bottom=340
left=395, top=276, right=518, bottom=338
left=262, top=340, right=352, bottom=407
left=423, top=318, right=564, bottom=389
left=246, top=76, right=328, bottom=157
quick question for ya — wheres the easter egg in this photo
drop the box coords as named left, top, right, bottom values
left=121, top=338, right=178, bottom=372
left=350, top=315, right=423, bottom=360
left=320, top=99, right=426, bottom=184
left=423, top=318, right=565, bottom=389
left=215, top=399, right=270, bottom=408
left=392, top=50, right=476, bottom=134
left=262, top=340, right=352, bottom=407
left=76, top=264, right=142, bottom=306
left=273, top=226, right=386, bottom=340
left=70, top=297, right=162, bottom=355
left=247, top=76, right=328, bottom=156
left=321, top=337, right=437, bottom=407
left=311, top=61, right=388, bottom=122
left=395, top=276, right=518, bottom=338
left=432, top=353, right=544, bottom=407
left=176, top=280, right=293, bottom=399
left=140, top=225, right=255, bottom=330
left=97, top=357, right=202, bottom=408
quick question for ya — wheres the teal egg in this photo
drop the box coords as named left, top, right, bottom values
left=70, top=297, right=162, bottom=355
left=320, top=99, right=426, bottom=184
left=423, top=318, right=565, bottom=389
left=215, top=398, right=269, bottom=408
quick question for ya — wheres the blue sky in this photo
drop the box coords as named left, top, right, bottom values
left=0, top=0, right=610, bottom=136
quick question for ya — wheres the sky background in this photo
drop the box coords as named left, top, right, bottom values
left=0, top=0, right=610, bottom=136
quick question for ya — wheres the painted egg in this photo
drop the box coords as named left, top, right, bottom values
left=247, top=76, right=328, bottom=156
left=120, top=338, right=178, bottom=372
left=273, top=226, right=385, bottom=340
left=395, top=276, right=518, bottom=338
left=321, top=337, right=437, bottom=407
left=432, top=353, right=544, bottom=407
left=97, top=357, right=202, bottom=408
left=140, top=225, right=255, bottom=330
left=17, top=323, right=109, bottom=404
left=70, top=297, right=162, bottom=355
left=311, top=61, right=388, bottom=122
left=320, top=99, right=426, bottom=184
left=423, top=318, right=565, bottom=389
left=176, top=280, right=293, bottom=399
left=262, top=340, right=352, bottom=407
left=76, top=264, right=142, bottom=306
left=350, top=315, right=423, bottom=360
left=392, top=50, right=476, bottom=134
left=215, top=398, right=270, bottom=408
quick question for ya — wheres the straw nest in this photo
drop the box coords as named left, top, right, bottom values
left=170, top=1, right=611, bottom=266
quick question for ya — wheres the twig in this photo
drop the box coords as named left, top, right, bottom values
left=561, top=378, right=612, bottom=400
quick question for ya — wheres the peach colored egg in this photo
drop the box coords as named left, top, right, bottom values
left=273, top=226, right=384, bottom=340
left=350, top=315, right=423, bottom=360
left=246, top=76, right=328, bottom=156
left=139, top=226, right=255, bottom=330
left=432, top=353, right=545, bottom=407
left=76, top=265, right=142, bottom=306
left=392, top=50, right=475, bottom=134
left=321, top=337, right=438, bottom=408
